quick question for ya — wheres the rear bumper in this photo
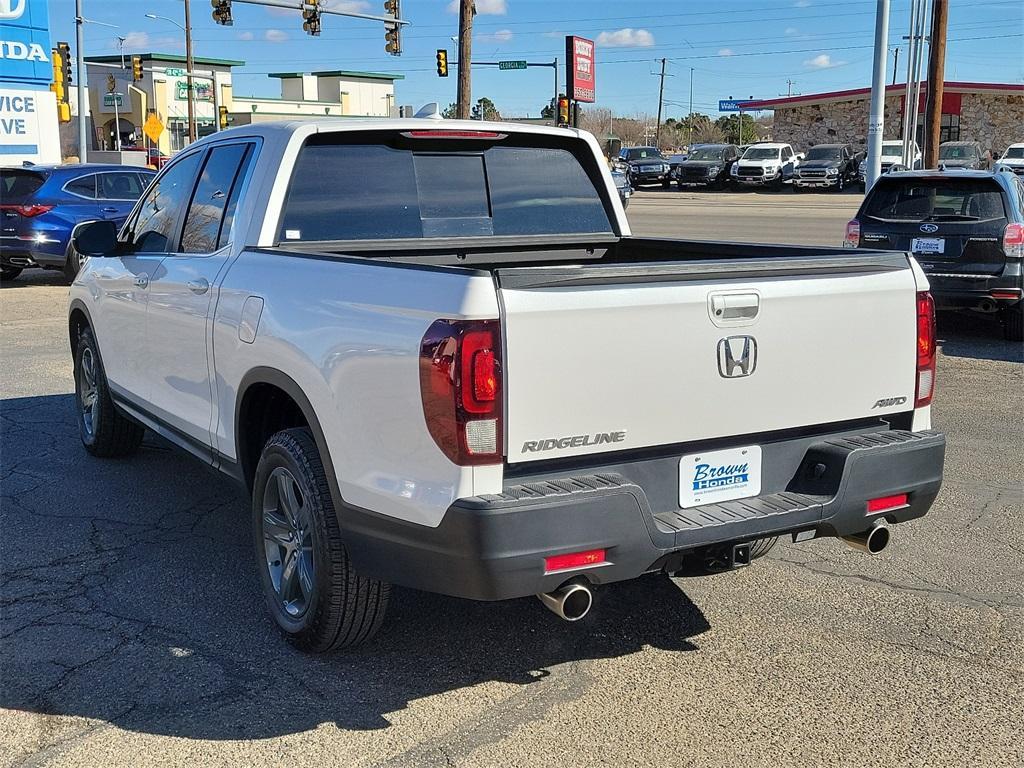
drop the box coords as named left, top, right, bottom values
left=340, top=428, right=945, bottom=601
left=924, top=267, right=1023, bottom=310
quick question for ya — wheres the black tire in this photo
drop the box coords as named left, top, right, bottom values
left=253, top=427, right=390, bottom=652
left=749, top=537, right=779, bottom=559
left=662, top=179, right=671, bottom=189
left=1003, top=305, right=1024, bottom=343
left=1, top=266, right=22, bottom=281
left=73, top=327, right=145, bottom=457
left=63, top=243, right=83, bottom=283
left=792, top=184, right=803, bottom=194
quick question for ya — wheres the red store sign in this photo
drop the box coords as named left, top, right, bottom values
left=565, top=36, right=596, bottom=103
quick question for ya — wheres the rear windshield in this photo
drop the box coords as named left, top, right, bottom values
left=1, top=169, right=47, bottom=202
left=881, top=145, right=902, bottom=157
left=864, top=178, right=1007, bottom=222
left=278, top=133, right=613, bottom=242
left=1003, top=147, right=1024, bottom=159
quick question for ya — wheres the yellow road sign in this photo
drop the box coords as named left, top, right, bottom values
left=143, top=113, right=164, bottom=144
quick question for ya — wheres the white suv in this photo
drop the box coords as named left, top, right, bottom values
left=730, top=143, right=801, bottom=189
left=996, top=142, right=1024, bottom=176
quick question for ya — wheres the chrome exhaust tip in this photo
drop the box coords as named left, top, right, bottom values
left=842, top=520, right=891, bottom=555
left=537, top=579, right=593, bottom=621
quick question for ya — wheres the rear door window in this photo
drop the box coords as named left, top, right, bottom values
left=179, top=142, right=252, bottom=253
left=278, top=135, right=613, bottom=242
left=864, top=178, right=1008, bottom=222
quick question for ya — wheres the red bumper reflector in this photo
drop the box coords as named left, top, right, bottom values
left=545, top=549, right=606, bottom=573
left=991, top=290, right=1022, bottom=300
left=867, top=493, right=908, bottom=513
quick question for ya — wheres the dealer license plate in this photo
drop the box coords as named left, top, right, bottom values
left=911, top=237, right=945, bottom=254
left=679, top=445, right=762, bottom=509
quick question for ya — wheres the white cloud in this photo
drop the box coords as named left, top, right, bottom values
left=794, top=0, right=812, bottom=7
left=265, top=29, right=289, bottom=43
left=119, top=31, right=150, bottom=48
left=596, top=28, right=655, bottom=48
left=785, top=27, right=799, bottom=36
left=480, top=28, right=514, bottom=42
left=542, top=31, right=560, bottom=38
left=447, top=0, right=507, bottom=14
left=718, top=48, right=735, bottom=57
left=237, top=31, right=254, bottom=41
left=333, top=0, right=371, bottom=11
left=803, top=53, right=846, bottom=68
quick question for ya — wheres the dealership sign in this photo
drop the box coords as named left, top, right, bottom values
left=565, top=36, right=595, bottom=103
left=0, top=0, right=52, bottom=87
left=176, top=80, right=213, bottom=102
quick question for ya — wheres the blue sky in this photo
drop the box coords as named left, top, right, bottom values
left=48, top=0, right=1023, bottom=118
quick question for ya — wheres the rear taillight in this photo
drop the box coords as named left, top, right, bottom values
left=915, top=291, right=936, bottom=407
left=1003, top=222, right=1024, bottom=258
left=844, top=219, right=861, bottom=248
left=420, top=319, right=502, bottom=465
left=0, top=204, right=53, bottom=217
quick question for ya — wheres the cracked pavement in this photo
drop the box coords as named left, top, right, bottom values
left=2, top=241, right=1023, bottom=767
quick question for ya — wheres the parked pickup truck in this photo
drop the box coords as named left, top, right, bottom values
left=68, top=119, right=946, bottom=651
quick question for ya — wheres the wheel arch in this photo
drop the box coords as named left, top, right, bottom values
left=68, top=298, right=94, bottom=353
left=235, top=367, right=342, bottom=507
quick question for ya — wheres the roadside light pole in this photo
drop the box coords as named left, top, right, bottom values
left=184, top=0, right=196, bottom=141
left=75, top=0, right=87, bottom=161
left=145, top=10, right=196, bottom=142
left=865, top=0, right=891, bottom=191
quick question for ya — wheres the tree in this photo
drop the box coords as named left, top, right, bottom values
left=715, top=113, right=758, bottom=144
left=441, top=102, right=458, bottom=119
left=471, top=97, right=501, bottom=121
left=541, top=94, right=567, bottom=120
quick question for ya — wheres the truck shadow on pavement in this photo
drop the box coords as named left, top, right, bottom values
left=1, top=393, right=712, bottom=740
left=936, top=313, right=1023, bottom=363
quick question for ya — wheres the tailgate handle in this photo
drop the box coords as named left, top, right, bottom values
left=711, top=293, right=760, bottom=321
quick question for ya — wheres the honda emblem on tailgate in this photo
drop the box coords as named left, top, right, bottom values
left=717, top=336, right=757, bottom=378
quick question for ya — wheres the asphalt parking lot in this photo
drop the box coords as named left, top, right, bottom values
left=2, top=191, right=1023, bottom=767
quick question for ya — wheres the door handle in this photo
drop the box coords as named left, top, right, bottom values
left=187, top=278, right=210, bottom=295
left=134, top=275, right=149, bottom=289
left=101, top=207, right=118, bottom=214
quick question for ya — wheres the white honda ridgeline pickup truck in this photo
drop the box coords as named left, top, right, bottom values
left=68, top=119, right=946, bottom=651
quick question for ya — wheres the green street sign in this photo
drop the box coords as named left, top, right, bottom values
left=498, top=60, right=528, bottom=70
left=165, top=68, right=185, bottom=76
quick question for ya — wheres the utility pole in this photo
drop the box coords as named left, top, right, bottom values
left=654, top=57, right=666, bottom=147
left=184, top=0, right=196, bottom=142
left=456, top=0, right=473, bottom=119
left=865, top=0, right=891, bottom=191
left=892, top=47, right=899, bottom=85
left=688, top=67, right=694, bottom=148
left=75, top=0, right=87, bottom=161
left=923, top=0, right=948, bottom=167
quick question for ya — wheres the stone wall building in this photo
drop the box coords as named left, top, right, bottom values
left=745, top=82, right=1023, bottom=154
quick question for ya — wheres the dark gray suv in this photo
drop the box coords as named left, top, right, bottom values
left=846, top=168, right=1024, bottom=341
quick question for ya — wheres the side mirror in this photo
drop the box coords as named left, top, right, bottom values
left=73, top=220, right=120, bottom=257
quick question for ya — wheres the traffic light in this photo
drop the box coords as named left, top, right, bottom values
left=57, top=41, right=72, bottom=90
left=218, top=105, right=230, bottom=130
left=131, top=55, right=143, bottom=82
left=435, top=49, right=448, bottom=77
left=211, top=0, right=233, bottom=26
left=557, top=97, right=570, bottom=127
left=50, top=45, right=66, bottom=107
left=302, top=0, right=321, bottom=36
left=383, top=0, right=401, bottom=55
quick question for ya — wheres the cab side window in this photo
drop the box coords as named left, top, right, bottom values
left=179, top=143, right=253, bottom=254
left=128, top=152, right=203, bottom=254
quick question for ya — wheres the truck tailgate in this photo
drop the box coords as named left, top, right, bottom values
left=497, top=251, right=918, bottom=464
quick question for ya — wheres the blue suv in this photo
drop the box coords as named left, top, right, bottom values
left=1, top=164, right=156, bottom=282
